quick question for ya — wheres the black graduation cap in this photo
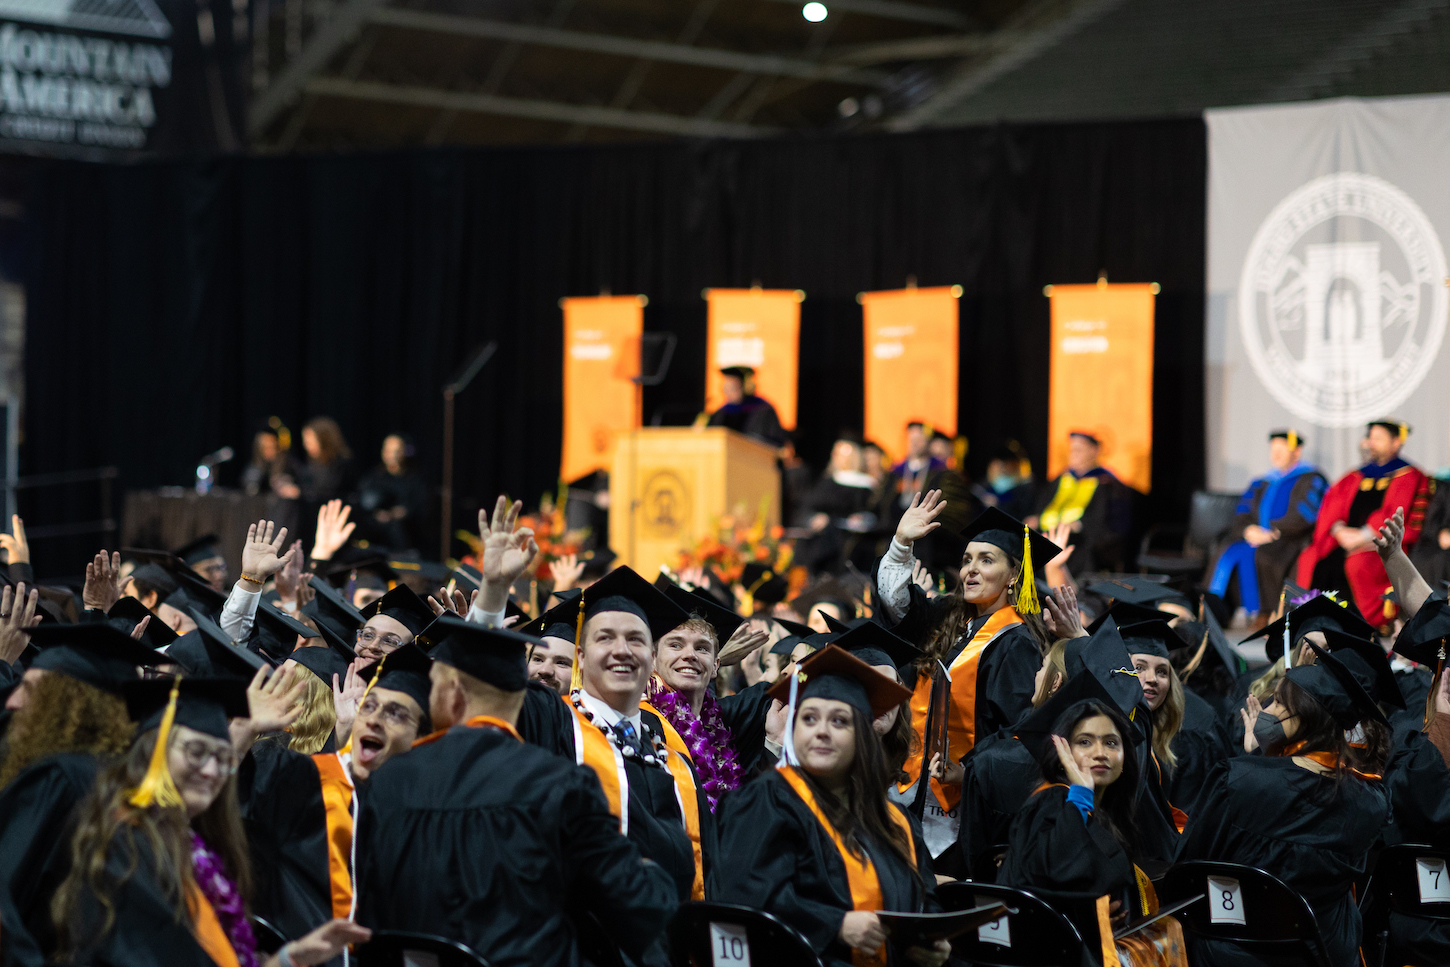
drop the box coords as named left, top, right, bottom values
left=1088, top=576, right=1190, bottom=610
left=287, top=638, right=352, bottom=687
left=107, top=596, right=177, bottom=649
left=387, top=555, right=452, bottom=590
left=773, top=617, right=813, bottom=638
left=1368, top=418, right=1410, bottom=441
left=169, top=567, right=228, bottom=617
left=654, top=576, right=745, bottom=645
left=770, top=634, right=806, bottom=657
left=765, top=644, right=913, bottom=720
left=1174, top=608, right=1243, bottom=679
left=719, top=365, right=755, bottom=379
left=248, top=600, right=319, bottom=663
left=1118, top=619, right=1183, bottom=661
left=360, top=585, right=435, bottom=637
left=1062, top=619, right=1144, bottom=717
left=448, top=563, right=484, bottom=595
left=325, top=553, right=399, bottom=591
left=175, top=534, right=224, bottom=566
left=307, top=611, right=359, bottom=665
left=1086, top=601, right=1165, bottom=636
left=790, top=579, right=858, bottom=622
left=1014, top=656, right=1143, bottom=762
left=358, top=642, right=433, bottom=716
left=1318, top=630, right=1404, bottom=711
left=127, top=562, right=178, bottom=600
left=27, top=622, right=170, bottom=694
left=956, top=506, right=1062, bottom=566
left=578, top=547, right=617, bottom=580
left=557, top=566, right=692, bottom=641
left=1392, top=589, right=1450, bottom=666
left=1290, top=638, right=1389, bottom=728
left=1241, top=593, right=1376, bottom=658
left=302, top=575, right=365, bottom=639
left=739, top=562, right=789, bottom=606
left=519, top=589, right=582, bottom=642
left=820, top=613, right=920, bottom=669
left=124, top=676, right=250, bottom=741
left=191, top=608, right=273, bottom=678
left=427, top=614, right=537, bottom=692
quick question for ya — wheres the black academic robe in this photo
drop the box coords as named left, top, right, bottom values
left=1031, top=469, right=1135, bottom=575
left=354, top=720, right=678, bottom=967
left=516, top=683, right=710, bottom=902
left=997, top=783, right=1140, bottom=966
left=714, top=769, right=939, bottom=967
left=0, top=753, right=101, bottom=967
left=716, top=680, right=774, bottom=774
left=236, top=741, right=336, bottom=944
left=1409, top=481, right=1450, bottom=587
left=954, top=730, right=1042, bottom=881
left=1175, top=757, right=1388, bottom=967
left=1377, top=726, right=1450, bottom=964
left=1162, top=691, right=1232, bottom=816
left=707, top=396, right=786, bottom=447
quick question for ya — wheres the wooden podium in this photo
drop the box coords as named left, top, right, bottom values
left=609, top=427, right=780, bottom=575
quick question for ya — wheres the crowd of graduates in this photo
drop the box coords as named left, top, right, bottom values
left=1, top=417, right=1450, bottom=967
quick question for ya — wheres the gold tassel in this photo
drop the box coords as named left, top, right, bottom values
left=1013, top=525, right=1040, bottom=615
left=570, top=589, right=586, bottom=692
left=127, top=675, right=185, bottom=809
left=340, top=654, right=388, bottom=756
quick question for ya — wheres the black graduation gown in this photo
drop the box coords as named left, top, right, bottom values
left=1378, top=726, right=1450, bottom=963
left=1162, top=691, right=1232, bottom=816
left=354, top=721, right=678, bottom=967
left=1175, top=757, right=1388, bottom=967
left=714, top=769, right=938, bottom=967
left=1031, top=470, right=1135, bottom=575
left=516, top=683, right=707, bottom=902
left=1409, top=483, right=1450, bottom=588
left=0, top=753, right=100, bottom=967
left=997, top=783, right=1139, bottom=966
left=716, top=680, right=773, bottom=773
left=706, top=396, right=786, bottom=447
left=236, top=740, right=335, bottom=943
left=954, top=729, right=1041, bottom=881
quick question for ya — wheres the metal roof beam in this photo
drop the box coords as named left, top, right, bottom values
left=755, top=0, right=977, bottom=29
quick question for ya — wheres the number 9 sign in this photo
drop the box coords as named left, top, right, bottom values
left=1207, top=876, right=1246, bottom=925
left=709, top=922, right=751, bottom=967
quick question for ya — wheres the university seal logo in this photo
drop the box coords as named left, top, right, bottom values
left=1238, top=172, right=1448, bottom=427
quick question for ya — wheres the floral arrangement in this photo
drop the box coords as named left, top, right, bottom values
left=675, top=496, right=802, bottom=595
left=647, top=680, right=743, bottom=811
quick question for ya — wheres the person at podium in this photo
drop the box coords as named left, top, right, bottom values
left=706, top=365, right=786, bottom=446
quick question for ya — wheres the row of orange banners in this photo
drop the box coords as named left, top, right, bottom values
left=560, top=283, right=1156, bottom=493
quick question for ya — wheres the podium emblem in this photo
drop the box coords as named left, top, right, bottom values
left=1238, top=172, right=1447, bottom=427
left=640, top=469, right=690, bottom=539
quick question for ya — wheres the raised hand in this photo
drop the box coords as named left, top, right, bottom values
left=911, top=560, right=934, bottom=596
left=1241, top=693, right=1263, bottom=753
left=274, top=540, right=305, bottom=604
left=128, top=615, right=151, bottom=641
left=479, top=496, right=539, bottom=613
left=717, top=621, right=771, bottom=667
left=294, top=572, right=316, bottom=610
left=1374, top=507, right=1406, bottom=561
left=548, top=553, right=584, bottom=594
left=332, top=661, right=367, bottom=744
left=240, top=520, right=298, bottom=589
left=894, top=489, right=945, bottom=545
left=83, top=550, right=126, bottom=612
left=241, top=664, right=306, bottom=740
left=427, top=586, right=471, bottom=617
left=1051, top=733, right=1094, bottom=789
left=1043, top=584, right=1087, bottom=639
left=310, top=500, right=356, bottom=561
left=0, top=515, right=29, bottom=565
left=0, top=583, right=40, bottom=664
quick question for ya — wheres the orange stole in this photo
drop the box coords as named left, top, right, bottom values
left=899, top=607, right=1023, bottom=811
left=565, top=698, right=630, bottom=833
left=1148, top=752, right=1189, bottom=834
left=779, top=766, right=916, bottom=967
left=640, top=700, right=706, bottom=901
left=186, top=882, right=241, bottom=967
left=411, top=714, right=523, bottom=748
left=311, top=752, right=356, bottom=921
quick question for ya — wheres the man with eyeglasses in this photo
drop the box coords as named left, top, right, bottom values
left=352, top=585, right=435, bottom=664
left=238, top=644, right=433, bottom=947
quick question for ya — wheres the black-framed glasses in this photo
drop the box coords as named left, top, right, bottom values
left=358, top=696, right=418, bottom=729
left=356, top=628, right=404, bottom=651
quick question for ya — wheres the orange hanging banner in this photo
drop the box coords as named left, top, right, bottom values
left=1046, top=282, right=1156, bottom=493
left=704, top=288, right=803, bottom=430
left=560, top=295, right=645, bottom=483
left=862, top=286, right=960, bottom=465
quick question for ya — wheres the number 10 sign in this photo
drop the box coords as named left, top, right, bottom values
left=709, top=922, right=751, bottom=966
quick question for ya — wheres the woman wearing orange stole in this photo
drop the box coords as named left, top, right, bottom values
left=48, top=676, right=367, bottom=967
left=875, top=498, right=1057, bottom=868
left=715, top=645, right=949, bottom=967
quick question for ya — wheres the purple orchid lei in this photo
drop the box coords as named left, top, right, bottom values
left=190, top=830, right=258, bottom=967
left=649, top=681, right=742, bottom=811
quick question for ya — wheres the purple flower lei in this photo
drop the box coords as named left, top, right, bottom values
left=649, top=681, right=743, bottom=811
left=190, top=830, right=258, bottom=967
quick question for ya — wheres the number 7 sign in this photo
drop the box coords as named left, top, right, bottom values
left=1417, top=858, right=1450, bottom=903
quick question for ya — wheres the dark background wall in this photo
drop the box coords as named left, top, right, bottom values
left=18, top=117, right=1206, bottom=575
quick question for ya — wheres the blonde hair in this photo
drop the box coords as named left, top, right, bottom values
left=1152, top=666, right=1185, bottom=772
left=287, top=674, right=337, bottom=754
left=1032, top=639, right=1070, bottom=707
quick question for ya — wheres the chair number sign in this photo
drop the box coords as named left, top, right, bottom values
left=975, top=895, right=1011, bottom=947
left=402, top=953, right=440, bottom=967
left=1207, top=876, right=1246, bottom=925
left=1416, top=858, right=1450, bottom=903
left=709, top=922, right=752, bottom=967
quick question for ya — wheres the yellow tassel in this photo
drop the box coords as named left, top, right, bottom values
left=127, top=675, right=185, bottom=809
left=1013, top=525, right=1040, bottom=615
left=340, top=654, right=388, bottom=756
left=570, top=590, right=586, bottom=693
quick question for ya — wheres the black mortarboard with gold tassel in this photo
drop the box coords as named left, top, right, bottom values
left=954, top=506, right=1062, bottom=616
left=121, top=676, right=250, bottom=808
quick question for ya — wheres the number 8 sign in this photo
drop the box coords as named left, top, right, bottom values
left=709, top=922, right=752, bottom=967
left=1207, top=876, right=1246, bottom=925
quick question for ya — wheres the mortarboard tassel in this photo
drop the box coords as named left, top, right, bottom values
left=127, top=675, right=185, bottom=809
left=339, top=654, right=387, bottom=756
left=1013, top=525, right=1040, bottom=615
left=570, top=588, right=586, bottom=693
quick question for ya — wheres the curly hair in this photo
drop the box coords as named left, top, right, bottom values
left=51, top=729, right=251, bottom=961
left=0, top=674, right=134, bottom=789
left=287, top=672, right=339, bottom=754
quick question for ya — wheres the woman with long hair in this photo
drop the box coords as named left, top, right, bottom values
left=715, top=646, right=949, bottom=967
left=51, top=676, right=368, bottom=967
left=875, top=498, right=1059, bottom=870
left=998, top=699, right=1187, bottom=967
left=1177, top=636, right=1391, bottom=967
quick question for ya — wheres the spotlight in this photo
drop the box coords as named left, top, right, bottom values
left=838, top=97, right=859, bottom=118
left=802, top=2, right=827, bottom=22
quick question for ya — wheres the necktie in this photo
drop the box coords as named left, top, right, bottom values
left=613, top=720, right=641, bottom=756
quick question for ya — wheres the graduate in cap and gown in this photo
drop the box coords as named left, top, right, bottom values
left=49, top=675, right=366, bottom=967
left=874, top=499, right=1057, bottom=867
left=351, top=584, right=435, bottom=663
left=177, top=533, right=229, bottom=593
left=1176, top=633, right=1391, bottom=967
left=517, top=592, right=581, bottom=695
left=714, top=645, right=949, bottom=967
left=353, top=616, right=678, bottom=967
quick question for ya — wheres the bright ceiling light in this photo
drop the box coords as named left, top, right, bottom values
left=802, top=2, right=828, bottom=22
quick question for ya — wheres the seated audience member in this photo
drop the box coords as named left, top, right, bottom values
left=1207, top=430, right=1327, bottom=627
left=972, top=443, right=1036, bottom=520
left=351, top=434, right=428, bottom=553
left=1028, top=430, right=1134, bottom=575
left=715, top=645, right=949, bottom=967
left=801, top=437, right=879, bottom=574
left=241, top=419, right=300, bottom=499
left=1409, top=476, right=1450, bottom=587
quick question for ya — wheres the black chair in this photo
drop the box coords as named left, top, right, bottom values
left=1157, top=860, right=1331, bottom=967
left=249, top=915, right=287, bottom=955
left=353, top=931, right=491, bottom=967
left=1136, top=489, right=1242, bottom=580
left=667, top=902, right=824, bottom=967
left=935, top=881, right=1086, bottom=967
left=1360, top=843, right=1450, bottom=967
left=576, top=910, right=626, bottom=967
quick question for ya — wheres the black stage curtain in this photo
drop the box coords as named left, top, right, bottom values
left=20, top=119, right=1205, bottom=575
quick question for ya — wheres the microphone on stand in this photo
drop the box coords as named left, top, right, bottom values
left=195, top=446, right=236, bottom=495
